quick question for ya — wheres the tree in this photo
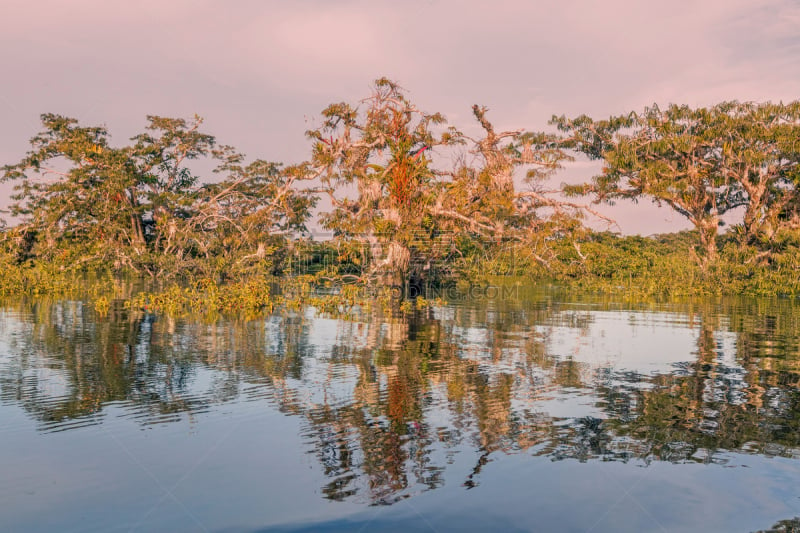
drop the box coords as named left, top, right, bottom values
left=194, top=151, right=316, bottom=278
left=2, top=113, right=146, bottom=268
left=555, top=101, right=800, bottom=266
left=2, top=113, right=315, bottom=278
left=309, top=79, right=607, bottom=291
left=711, top=101, right=800, bottom=244
left=128, top=115, right=216, bottom=263
left=307, top=78, right=460, bottom=291
left=555, top=105, right=747, bottom=267
left=436, top=105, right=606, bottom=269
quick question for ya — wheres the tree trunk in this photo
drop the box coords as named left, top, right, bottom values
left=128, top=188, right=146, bottom=246
left=742, top=185, right=766, bottom=243
left=384, top=240, right=411, bottom=292
left=697, top=218, right=718, bottom=270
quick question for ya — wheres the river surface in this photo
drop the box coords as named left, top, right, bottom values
left=1, top=287, right=799, bottom=532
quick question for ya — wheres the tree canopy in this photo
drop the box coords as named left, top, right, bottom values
left=3, top=80, right=800, bottom=293
left=307, top=78, right=605, bottom=291
left=2, top=114, right=315, bottom=278
left=554, top=101, right=800, bottom=267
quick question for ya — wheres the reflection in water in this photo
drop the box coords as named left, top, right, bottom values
left=1, top=292, right=800, bottom=508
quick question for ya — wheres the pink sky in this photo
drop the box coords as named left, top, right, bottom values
left=1, top=0, right=799, bottom=235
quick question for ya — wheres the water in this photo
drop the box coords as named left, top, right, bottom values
left=1, top=289, right=799, bottom=532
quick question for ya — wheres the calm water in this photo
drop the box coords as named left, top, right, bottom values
left=1, top=288, right=799, bottom=532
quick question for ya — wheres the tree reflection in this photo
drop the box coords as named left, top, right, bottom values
left=1, top=293, right=800, bottom=504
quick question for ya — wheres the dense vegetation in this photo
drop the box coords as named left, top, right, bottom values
left=2, top=79, right=800, bottom=308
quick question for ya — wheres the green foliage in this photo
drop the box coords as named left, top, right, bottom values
left=129, top=276, right=274, bottom=319
left=0, top=237, right=115, bottom=296
left=3, top=86, right=800, bottom=304
left=555, top=101, right=800, bottom=268
left=454, top=228, right=800, bottom=298
left=306, top=79, right=593, bottom=294
left=308, top=78, right=461, bottom=290
left=2, top=114, right=315, bottom=279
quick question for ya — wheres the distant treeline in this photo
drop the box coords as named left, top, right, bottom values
left=2, top=78, right=800, bottom=298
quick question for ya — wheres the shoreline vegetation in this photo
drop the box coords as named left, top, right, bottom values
left=2, top=78, right=800, bottom=315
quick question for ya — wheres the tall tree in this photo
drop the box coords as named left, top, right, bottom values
left=2, top=114, right=314, bottom=278
left=555, top=105, right=748, bottom=267
left=195, top=151, right=316, bottom=278
left=712, top=101, right=800, bottom=244
left=2, top=114, right=144, bottom=268
left=309, top=79, right=605, bottom=289
left=436, top=105, right=601, bottom=268
left=307, top=78, right=460, bottom=290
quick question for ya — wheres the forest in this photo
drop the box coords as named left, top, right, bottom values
left=2, top=78, right=800, bottom=312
